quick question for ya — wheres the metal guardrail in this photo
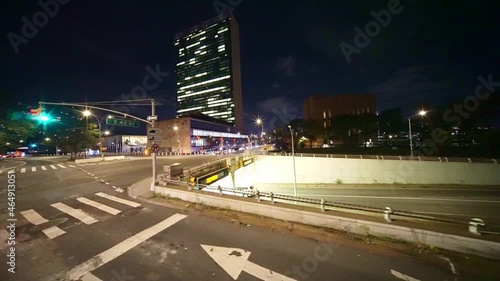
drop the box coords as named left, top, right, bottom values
left=159, top=179, right=491, bottom=235
left=252, top=152, right=498, bottom=164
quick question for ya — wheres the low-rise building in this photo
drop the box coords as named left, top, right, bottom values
left=147, top=115, right=249, bottom=154
left=103, top=135, right=147, bottom=154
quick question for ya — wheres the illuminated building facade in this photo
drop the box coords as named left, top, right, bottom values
left=174, top=12, right=243, bottom=129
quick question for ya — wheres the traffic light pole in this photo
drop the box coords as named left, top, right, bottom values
left=150, top=100, right=156, bottom=192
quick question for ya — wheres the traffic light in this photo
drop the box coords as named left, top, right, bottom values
left=29, top=106, right=54, bottom=124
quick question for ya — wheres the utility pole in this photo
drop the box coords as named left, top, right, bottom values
left=150, top=99, right=156, bottom=191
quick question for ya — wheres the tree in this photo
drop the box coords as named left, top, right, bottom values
left=353, top=113, right=377, bottom=147
left=57, top=128, right=97, bottom=160
left=0, top=119, right=37, bottom=153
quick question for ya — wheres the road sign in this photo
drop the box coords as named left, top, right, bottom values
left=106, top=117, right=140, bottom=128
left=148, top=136, right=156, bottom=141
left=148, top=128, right=163, bottom=136
left=151, top=144, right=160, bottom=153
left=147, top=115, right=158, bottom=121
left=201, top=245, right=296, bottom=281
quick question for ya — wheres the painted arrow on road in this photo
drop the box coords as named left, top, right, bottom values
left=201, top=244, right=297, bottom=281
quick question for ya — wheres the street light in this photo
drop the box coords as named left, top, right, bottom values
left=45, top=138, right=50, bottom=141
left=104, top=130, right=110, bottom=136
left=287, top=125, right=297, bottom=200
left=19, top=140, right=24, bottom=143
left=408, top=110, right=427, bottom=157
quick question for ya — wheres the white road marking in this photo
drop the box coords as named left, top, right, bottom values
left=20, top=209, right=48, bottom=225
left=41, top=166, right=47, bottom=170
left=42, top=226, right=67, bottom=239
left=20, top=209, right=66, bottom=239
left=0, top=170, right=2, bottom=174
left=201, top=244, right=296, bottom=281
left=81, top=272, right=102, bottom=281
left=51, top=202, right=98, bottom=225
left=391, top=270, right=421, bottom=281
left=32, top=167, right=36, bottom=172
left=95, top=192, right=140, bottom=208
left=20, top=168, right=26, bottom=173
left=69, top=165, right=76, bottom=168
left=295, top=194, right=500, bottom=204
left=50, top=165, right=57, bottom=170
left=58, top=164, right=67, bottom=168
left=64, top=214, right=186, bottom=281
left=8, top=169, right=14, bottom=174
left=76, top=197, right=121, bottom=215
left=115, top=188, right=125, bottom=193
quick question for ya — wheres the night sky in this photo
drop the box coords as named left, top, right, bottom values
left=2, top=0, right=499, bottom=132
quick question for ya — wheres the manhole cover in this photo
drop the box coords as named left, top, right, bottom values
left=121, top=208, right=143, bottom=217
left=17, top=232, right=33, bottom=242
left=31, top=218, right=68, bottom=232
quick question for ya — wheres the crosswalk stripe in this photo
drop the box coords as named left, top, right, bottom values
left=20, top=209, right=66, bottom=239
left=8, top=169, right=14, bottom=174
left=77, top=197, right=121, bottom=215
left=41, top=166, right=47, bottom=170
left=50, top=165, right=57, bottom=170
left=51, top=202, right=99, bottom=225
left=95, top=192, right=141, bottom=208
left=81, top=273, right=102, bottom=281
left=58, top=164, right=66, bottom=169
left=20, top=168, right=26, bottom=173
left=0, top=170, right=3, bottom=174
left=69, top=165, right=76, bottom=168
left=42, top=226, right=66, bottom=239
left=20, top=209, right=48, bottom=225
left=32, top=167, right=37, bottom=172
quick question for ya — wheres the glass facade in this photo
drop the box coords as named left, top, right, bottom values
left=175, top=13, right=239, bottom=126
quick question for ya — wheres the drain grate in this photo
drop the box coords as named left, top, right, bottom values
left=121, top=208, right=143, bottom=217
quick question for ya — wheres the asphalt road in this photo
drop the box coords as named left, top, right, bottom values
left=0, top=156, right=477, bottom=280
left=253, top=185, right=500, bottom=226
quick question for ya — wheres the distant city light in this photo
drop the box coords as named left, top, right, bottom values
left=104, top=130, right=110, bottom=135
left=45, top=138, right=50, bottom=141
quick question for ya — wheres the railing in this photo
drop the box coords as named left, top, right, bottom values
left=252, top=152, right=498, bottom=164
left=159, top=179, right=492, bottom=235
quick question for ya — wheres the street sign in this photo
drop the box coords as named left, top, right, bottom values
left=148, top=136, right=156, bottom=141
left=147, top=115, right=158, bottom=121
left=106, top=117, right=140, bottom=128
left=151, top=144, right=160, bottom=153
left=148, top=128, right=163, bottom=136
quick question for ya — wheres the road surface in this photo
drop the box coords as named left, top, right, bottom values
left=0, top=156, right=495, bottom=280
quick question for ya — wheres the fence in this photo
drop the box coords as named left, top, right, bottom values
left=253, top=152, right=498, bottom=164
left=158, top=179, right=493, bottom=235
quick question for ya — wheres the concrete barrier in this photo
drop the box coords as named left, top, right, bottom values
left=104, top=155, right=125, bottom=161
left=155, top=185, right=500, bottom=259
left=74, top=157, right=103, bottom=164
left=254, top=155, right=500, bottom=185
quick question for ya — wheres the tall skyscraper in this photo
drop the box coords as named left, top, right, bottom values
left=174, top=12, right=243, bottom=129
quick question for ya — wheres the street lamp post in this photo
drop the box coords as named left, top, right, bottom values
left=408, top=110, right=427, bottom=158
left=83, top=110, right=103, bottom=156
left=287, top=125, right=297, bottom=199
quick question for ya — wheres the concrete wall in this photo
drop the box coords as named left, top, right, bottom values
left=253, top=155, right=500, bottom=185
left=155, top=186, right=500, bottom=259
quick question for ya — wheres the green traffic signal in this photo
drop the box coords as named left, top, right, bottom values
left=31, top=113, right=54, bottom=123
